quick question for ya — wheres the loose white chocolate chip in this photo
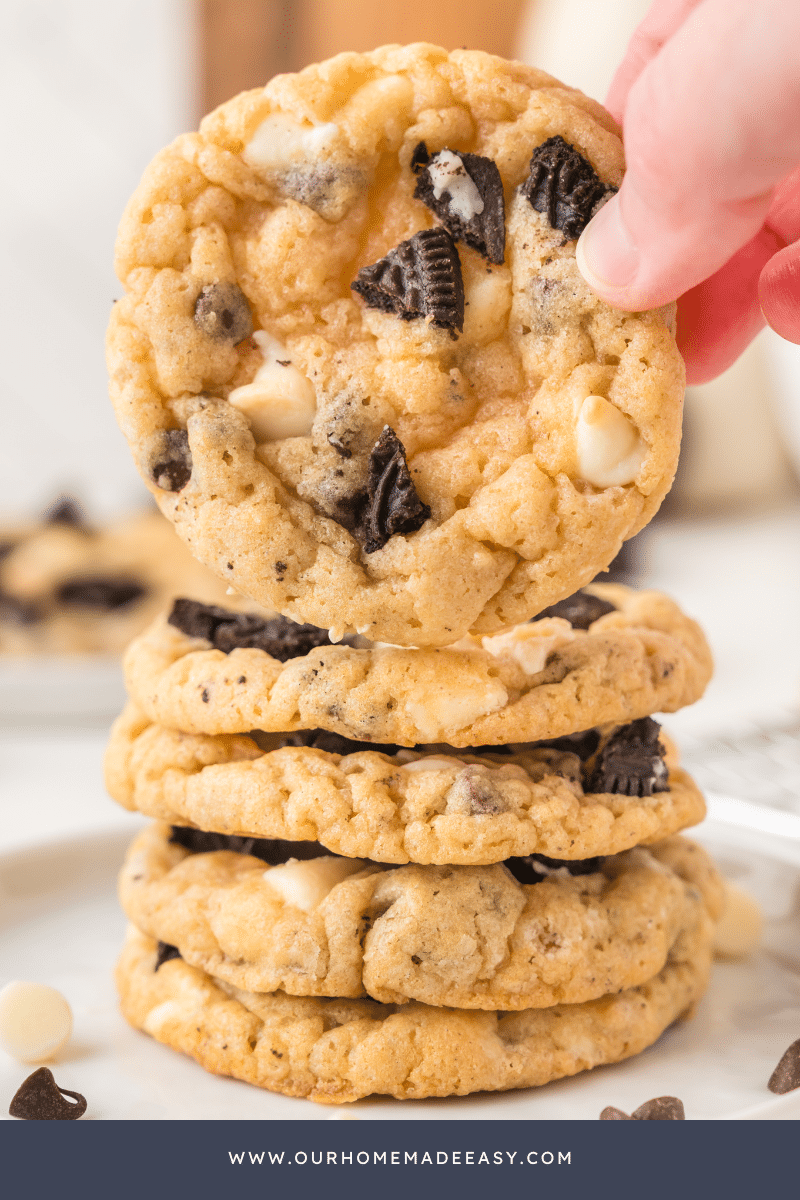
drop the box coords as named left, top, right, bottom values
left=713, top=881, right=764, bottom=959
left=427, top=151, right=484, bottom=222
left=0, top=981, right=72, bottom=1063
left=264, top=856, right=366, bottom=913
left=576, top=395, right=646, bottom=488
left=405, top=682, right=508, bottom=742
left=481, top=621, right=575, bottom=675
left=228, top=330, right=316, bottom=440
left=244, top=114, right=339, bottom=173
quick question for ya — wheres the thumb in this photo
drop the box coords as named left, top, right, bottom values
left=576, top=0, right=800, bottom=311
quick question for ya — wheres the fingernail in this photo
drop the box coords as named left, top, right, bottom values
left=576, top=195, right=639, bottom=293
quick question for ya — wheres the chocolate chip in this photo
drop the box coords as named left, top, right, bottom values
left=534, top=589, right=617, bottom=630
left=631, top=1096, right=685, bottom=1120
left=352, top=227, right=464, bottom=334
left=44, top=497, right=87, bottom=528
left=150, top=429, right=193, bottom=492
left=414, top=146, right=505, bottom=263
left=768, top=1038, right=800, bottom=1094
left=599, top=1107, right=631, bottom=1120
left=169, top=826, right=327, bottom=865
left=167, top=598, right=344, bottom=661
left=8, top=1068, right=87, bottom=1121
left=154, top=942, right=182, bottom=971
left=339, top=426, right=431, bottom=554
left=194, top=282, right=253, bottom=343
left=55, top=575, right=147, bottom=611
left=276, top=728, right=404, bottom=756
left=505, top=853, right=601, bottom=885
left=0, top=591, right=42, bottom=625
left=521, top=135, right=615, bottom=240
left=410, top=141, right=430, bottom=175
left=586, top=718, right=669, bottom=798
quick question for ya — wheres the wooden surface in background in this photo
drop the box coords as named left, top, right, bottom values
left=198, top=0, right=526, bottom=113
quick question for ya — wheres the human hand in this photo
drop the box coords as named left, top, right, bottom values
left=574, top=0, right=800, bottom=383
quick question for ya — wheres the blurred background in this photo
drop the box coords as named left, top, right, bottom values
left=0, top=0, right=798, bottom=847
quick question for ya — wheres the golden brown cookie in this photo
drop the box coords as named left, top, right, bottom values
left=116, top=919, right=713, bottom=1103
left=119, top=823, right=722, bottom=1009
left=106, top=705, right=706, bottom=864
left=107, top=45, right=684, bottom=647
left=121, top=585, right=712, bottom=744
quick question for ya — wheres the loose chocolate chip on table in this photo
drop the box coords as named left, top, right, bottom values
left=631, top=1096, right=685, bottom=1120
left=599, top=1106, right=632, bottom=1120
left=768, top=1038, right=800, bottom=1094
left=347, top=426, right=431, bottom=554
left=154, top=942, right=182, bottom=971
left=44, top=496, right=87, bottom=528
left=194, top=282, right=253, bottom=343
left=413, top=143, right=506, bottom=264
left=586, top=718, right=669, bottom=798
left=55, top=575, right=147, bottom=611
left=169, top=826, right=327, bottom=865
left=150, top=429, right=193, bottom=492
left=8, top=1067, right=87, bottom=1121
left=521, top=135, right=616, bottom=240
left=505, top=853, right=601, bottom=885
left=352, top=227, right=465, bottom=334
left=167, top=598, right=346, bottom=661
left=534, top=589, right=617, bottom=630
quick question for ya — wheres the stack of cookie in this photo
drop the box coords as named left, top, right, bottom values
left=104, top=46, right=722, bottom=1104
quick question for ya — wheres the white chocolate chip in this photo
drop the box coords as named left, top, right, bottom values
left=480, top=621, right=575, bottom=675
left=143, top=999, right=182, bottom=1037
left=244, top=114, right=339, bottom=173
left=228, top=330, right=316, bottom=440
left=463, top=266, right=512, bottom=344
left=405, top=682, right=508, bottom=742
left=402, top=756, right=463, bottom=773
left=264, top=856, right=366, bottom=912
left=0, top=981, right=72, bottom=1063
left=576, top=395, right=646, bottom=487
left=427, top=151, right=484, bottom=222
left=713, top=882, right=763, bottom=960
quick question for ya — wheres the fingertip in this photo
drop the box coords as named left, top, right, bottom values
left=575, top=196, right=641, bottom=307
left=759, top=242, right=800, bottom=344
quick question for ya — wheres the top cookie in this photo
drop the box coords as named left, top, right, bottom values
left=108, top=44, right=683, bottom=646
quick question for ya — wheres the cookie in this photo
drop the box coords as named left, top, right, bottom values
left=0, top=506, right=267, bottom=656
left=105, top=705, right=706, bottom=865
left=107, top=45, right=684, bottom=647
left=119, top=823, right=722, bottom=1009
left=122, top=584, right=712, bottom=744
left=116, top=919, right=713, bottom=1103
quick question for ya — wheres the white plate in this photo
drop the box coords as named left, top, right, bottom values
left=1, top=797, right=800, bottom=1121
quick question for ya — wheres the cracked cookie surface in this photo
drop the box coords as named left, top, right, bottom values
left=120, top=824, right=722, bottom=1008
left=116, top=920, right=713, bottom=1103
left=121, top=585, right=712, bottom=745
left=107, top=44, right=684, bottom=647
left=105, top=704, right=705, bottom=864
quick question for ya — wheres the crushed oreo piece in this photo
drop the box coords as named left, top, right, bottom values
left=631, top=1096, right=685, bottom=1120
left=341, top=426, right=431, bottom=554
left=277, top=729, right=404, bottom=756
left=8, top=1068, right=87, bottom=1121
left=154, top=942, right=182, bottom=971
left=535, top=728, right=601, bottom=762
left=413, top=144, right=505, bottom=263
left=586, top=718, right=669, bottom=798
left=0, top=591, right=42, bottom=625
left=352, top=227, right=464, bottom=334
left=44, top=497, right=86, bottom=528
left=521, top=135, right=615, bottom=240
left=55, top=575, right=147, bottom=611
left=534, top=589, right=617, bottom=630
left=410, top=141, right=430, bottom=175
left=768, top=1038, right=800, bottom=1094
left=169, top=826, right=327, bottom=865
left=505, top=853, right=601, bottom=886
left=599, top=1107, right=631, bottom=1120
left=194, top=282, right=253, bottom=343
left=168, top=599, right=342, bottom=661
left=150, top=429, right=193, bottom=492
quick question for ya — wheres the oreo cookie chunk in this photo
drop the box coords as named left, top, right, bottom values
left=154, top=942, right=182, bottom=971
left=194, top=282, right=253, bottom=344
left=148, top=429, right=193, bottom=492
left=521, top=136, right=615, bottom=240
left=505, top=853, right=602, bottom=886
left=55, top=575, right=147, bottom=610
left=352, top=227, right=464, bottom=334
left=277, top=728, right=404, bottom=756
left=168, top=599, right=342, bottom=661
left=586, top=718, right=669, bottom=797
left=169, top=826, right=328, bottom=865
left=354, top=426, right=431, bottom=554
left=535, top=589, right=617, bottom=630
left=412, top=143, right=505, bottom=264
